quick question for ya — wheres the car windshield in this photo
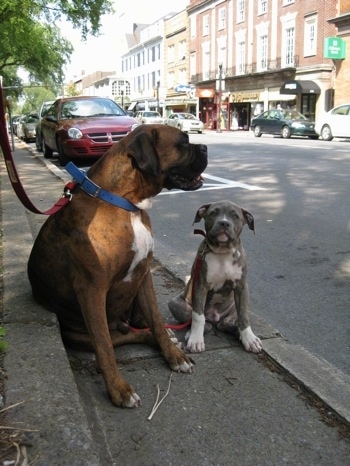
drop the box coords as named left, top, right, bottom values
left=282, top=110, right=308, bottom=120
left=143, top=112, right=160, bottom=117
left=180, top=114, right=196, bottom=120
left=60, top=99, right=125, bottom=119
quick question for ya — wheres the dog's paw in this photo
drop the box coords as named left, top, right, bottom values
left=172, top=359, right=194, bottom=373
left=123, top=392, right=142, bottom=408
left=168, top=346, right=194, bottom=373
left=240, top=327, right=263, bottom=353
left=109, top=383, right=141, bottom=408
left=185, top=330, right=205, bottom=353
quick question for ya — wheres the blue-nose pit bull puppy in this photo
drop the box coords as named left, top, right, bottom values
left=168, top=200, right=262, bottom=353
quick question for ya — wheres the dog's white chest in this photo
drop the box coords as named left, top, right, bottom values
left=205, top=252, right=242, bottom=289
left=123, top=214, right=154, bottom=282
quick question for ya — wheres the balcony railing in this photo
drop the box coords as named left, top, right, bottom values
left=191, top=56, right=298, bottom=85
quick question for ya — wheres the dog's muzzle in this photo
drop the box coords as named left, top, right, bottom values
left=164, top=144, right=208, bottom=191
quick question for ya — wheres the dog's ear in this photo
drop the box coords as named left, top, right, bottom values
left=192, top=204, right=211, bottom=224
left=127, top=129, right=160, bottom=177
left=242, top=208, right=255, bottom=233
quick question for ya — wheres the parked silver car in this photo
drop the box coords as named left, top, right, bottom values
left=315, top=103, right=350, bottom=141
left=164, top=113, right=204, bottom=133
left=17, top=113, right=39, bottom=142
left=135, top=111, right=163, bottom=124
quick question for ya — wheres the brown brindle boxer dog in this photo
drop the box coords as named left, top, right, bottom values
left=27, top=124, right=208, bottom=408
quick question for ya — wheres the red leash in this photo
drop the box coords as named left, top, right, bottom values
left=0, top=84, right=71, bottom=215
left=130, top=320, right=191, bottom=333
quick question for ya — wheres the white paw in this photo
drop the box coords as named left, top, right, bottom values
left=172, top=359, right=194, bottom=373
left=240, top=326, right=263, bottom=353
left=124, top=392, right=141, bottom=408
left=185, top=330, right=205, bottom=353
left=185, top=313, right=206, bottom=353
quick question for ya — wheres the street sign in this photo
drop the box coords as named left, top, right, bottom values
left=174, top=84, right=192, bottom=93
left=324, top=37, right=346, bottom=59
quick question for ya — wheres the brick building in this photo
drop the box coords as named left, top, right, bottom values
left=188, top=0, right=338, bottom=130
left=328, top=0, right=350, bottom=106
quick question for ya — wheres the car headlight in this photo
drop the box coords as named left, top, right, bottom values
left=291, top=122, right=304, bottom=128
left=67, top=127, right=83, bottom=139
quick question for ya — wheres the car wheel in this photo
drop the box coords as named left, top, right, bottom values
left=198, top=131, right=202, bottom=134
left=253, top=125, right=262, bottom=137
left=321, top=125, right=333, bottom=141
left=43, top=139, right=53, bottom=158
left=281, top=125, right=291, bottom=139
left=57, top=139, right=69, bottom=166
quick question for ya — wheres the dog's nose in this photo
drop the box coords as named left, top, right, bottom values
left=219, top=220, right=231, bottom=229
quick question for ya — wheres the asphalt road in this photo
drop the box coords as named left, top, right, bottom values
left=26, top=132, right=350, bottom=377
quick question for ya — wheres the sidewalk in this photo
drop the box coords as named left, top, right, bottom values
left=1, top=142, right=350, bottom=465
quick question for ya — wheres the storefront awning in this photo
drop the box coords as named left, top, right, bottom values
left=280, top=80, right=321, bottom=95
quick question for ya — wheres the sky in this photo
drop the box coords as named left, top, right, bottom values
left=62, top=0, right=189, bottom=82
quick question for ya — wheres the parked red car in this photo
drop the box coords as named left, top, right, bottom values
left=40, top=96, right=139, bottom=166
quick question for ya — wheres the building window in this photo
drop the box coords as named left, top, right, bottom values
left=190, top=52, right=196, bottom=79
left=190, top=15, right=196, bottom=38
left=218, top=7, right=226, bottom=30
left=202, top=49, right=210, bottom=80
left=237, top=41, right=246, bottom=74
left=168, top=44, right=175, bottom=63
left=284, top=27, right=295, bottom=66
left=283, top=0, right=294, bottom=5
left=257, top=35, right=268, bottom=71
left=179, top=40, right=186, bottom=60
left=258, top=0, right=267, bottom=15
left=179, top=68, right=186, bottom=84
left=304, top=15, right=317, bottom=56
left=168, top=71, right=175, bottom=89
left=203, top=15, right=209, bottom=36
left=237, top=0, right=245, bottom=23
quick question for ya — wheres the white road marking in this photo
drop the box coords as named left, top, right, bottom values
left=160, top=174, right=266, bottom=195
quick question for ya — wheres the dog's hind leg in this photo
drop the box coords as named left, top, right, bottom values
left=60, top=325, right=157, bottom=351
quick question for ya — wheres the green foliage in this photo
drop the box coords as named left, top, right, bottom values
left=0, top=327, right=7, bottom=353
left=0, top=0, right=113, bottom=89
left=21, top=86, right=57, bottom=114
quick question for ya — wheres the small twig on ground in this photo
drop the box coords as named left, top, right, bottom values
left=148, top=372, right=173, bottom=421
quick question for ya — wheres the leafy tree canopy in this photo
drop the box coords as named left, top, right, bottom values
left=0, top=0, right=113, bottom=92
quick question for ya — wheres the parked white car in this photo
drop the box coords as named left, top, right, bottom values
left=135, top=111, right=163, bottom=124
left=315, top=104, right=350, bottom=141
left=164, top=113, right=204, bottom=133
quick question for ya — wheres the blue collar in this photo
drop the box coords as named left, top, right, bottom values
left=66, top=162, right=139, bottom=212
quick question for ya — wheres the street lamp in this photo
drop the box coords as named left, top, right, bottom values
left=216, top=64, right=223, bottom=133
left=120, top=84, right=125, bottom=110
left=156, top=81, right=160, bottom=114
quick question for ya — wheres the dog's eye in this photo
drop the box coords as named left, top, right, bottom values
left=231, top=212, right=239, bottom=219
left=210, top=209, right=218, bottom=217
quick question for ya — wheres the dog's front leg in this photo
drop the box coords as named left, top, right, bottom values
left=185, top=277, right=207, bottom=353
left=77, top=292, right=141, bottom=408
left=136, top=271, right=193, bottom=373
left=235, top=283, right=262, bottom=353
